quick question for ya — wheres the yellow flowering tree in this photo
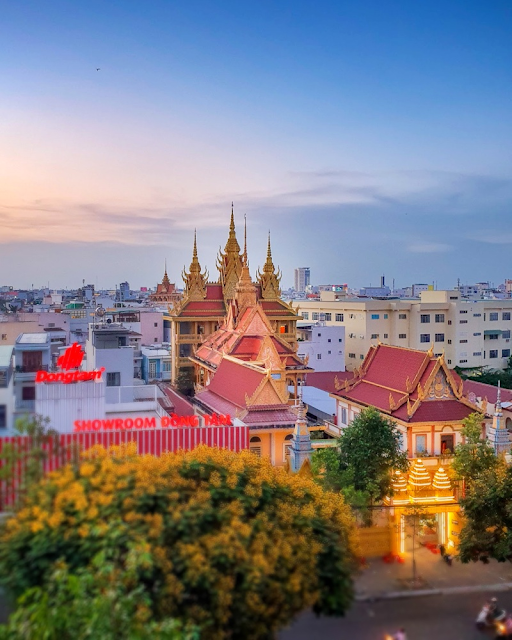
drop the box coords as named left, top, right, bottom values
left=0, top=444, right=357, bottom=639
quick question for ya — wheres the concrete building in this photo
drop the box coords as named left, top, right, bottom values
left=296, top=323, right=345, bottom=372
left=141, top=345, right=172, bottom=383
left=14, top=333, right=52, bottom=418
left=294, top=267, right=310, bottom=293
left=0, top=347, right=14, bottom=431
left=296, top=290, right=512, bottom=371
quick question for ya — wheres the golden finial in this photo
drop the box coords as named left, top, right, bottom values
left=243, top=214, right=248, bottom=266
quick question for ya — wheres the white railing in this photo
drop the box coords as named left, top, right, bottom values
left=105, top=385, right=166, bottom=414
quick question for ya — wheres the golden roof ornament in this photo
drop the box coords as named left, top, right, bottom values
left=256, top=232, right=282, bottom=300
left=217, top=203, right=243, bottom=301
left=408, top=458, right=433, bottom=502
left=182, top=229, right=208, bottom=300
left=433, top=467, right=455, bottom=502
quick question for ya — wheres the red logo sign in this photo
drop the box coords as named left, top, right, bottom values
left=73, top=413, right=232, bottom=432
left=36, top=342, right=104, bottom=385
left=57, top=343, right=84, bottom=370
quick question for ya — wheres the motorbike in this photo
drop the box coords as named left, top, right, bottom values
left=475, top=603, right=507, bottom=631
left=495, top=615, right=512, bottom=639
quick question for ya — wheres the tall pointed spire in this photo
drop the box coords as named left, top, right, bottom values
left=496, top=380, right=502, bottom=416
left=162, top=258, right=171, bottom=287
left=217, top=204, right=243, bottom=301
left=243, top=214, right=248, bottom=266
left=257, top=231, right=282, bottom=300
left=289, top=390, right=313, bottom=472
left=182, top=229, right=208, bottom=300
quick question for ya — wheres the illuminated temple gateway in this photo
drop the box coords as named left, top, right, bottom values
left=166, top=206, right=301, bottom=388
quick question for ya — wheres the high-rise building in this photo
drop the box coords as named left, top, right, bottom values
left=294, top=267, right=310, bottom=292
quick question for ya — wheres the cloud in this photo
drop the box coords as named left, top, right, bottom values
left=407, top=242, right=452, bottom=253
left=465, top=232, right=512, bottom=245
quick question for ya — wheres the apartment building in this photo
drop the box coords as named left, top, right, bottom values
left=297, top=290, right=512, bottom=371
left=296, top=323, right=345, bottom=372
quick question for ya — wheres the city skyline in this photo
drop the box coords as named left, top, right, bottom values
left=1, top=1, right=511, bottom=289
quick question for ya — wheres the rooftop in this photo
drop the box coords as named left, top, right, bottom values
left=16, top=333, right=49, bottom=344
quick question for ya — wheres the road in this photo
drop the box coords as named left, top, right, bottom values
left=279, top=591, right=512, bottom=640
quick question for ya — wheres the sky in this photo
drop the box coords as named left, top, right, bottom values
left=1, top=0, right=511, bottom=291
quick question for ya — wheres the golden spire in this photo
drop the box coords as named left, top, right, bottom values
left=217, top=204, right=243, bottom=300
left=257, top=231, right=282, bottom=300
left=182, top=229, right=208, bottom=300
left=243, top=214, right=248, bottom=266
left=162, top=259, right=171, bottom=287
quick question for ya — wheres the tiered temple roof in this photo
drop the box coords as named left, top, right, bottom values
left=332, top=344, right=479, bottom=423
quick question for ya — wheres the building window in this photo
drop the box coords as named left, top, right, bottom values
left=348, top=353, right=356, bottom=358
left=460, top=310, right=468, bottom=314
left=371, top=314, right=380, bottom=320
left=420, top=334, right=430, bottom=343
left=490, top=313, right=499, bottom=321
left=371, top=334, right=379, bottom=339
left=341, top=407, right=348, bottom=424
left=0, top=405, right=6, bottom=429
left=473, top=313, right=481, bottom=317
left=503, top=312, right=511, bottom=321
left=106, top=372, right=121, bottom=387
left=447, top=359, right=452, bottom=364
left=162, top=361, right=171, bottom=372
left=435, top=333, right=445, bottom=342
left=460, top=320, right=468, bottom=324
left=399, top=314, right=406, bottom=319
left=420, top=314, right=430, bottom=323
left=435, top=314, right=445, bottom=323
left=250, top=436, right=261, bottom=457
left=360, top=354, right=364, bottom=359
left=447, top=339, right=452, bottom=344
left=302, top=312, right=309, bottom=320
left=317, top=354, right=322, bottom=360
left=328, top=350, right=331, bottom=354
left=312, top=313, right=319, bottom=320
left=22, top=386, right=35, bottom=401
left=154, top=322, right=158, bottom=327
left=488, top=334, right=498, bottom=340
left=473, top=352, right=482, bottom=356
left=460, top=359, right=468, bottom=363
left=384, top=333, right=388, bottom=339
left=327, top=338, right=331, bottom=343
left=317, top=333, right=321, bottom=337
left=335, top=313, right=343, bottom=322
left=415, top=434, right=427, bottom=454
left=503, top=349, right=511, bottom=358
left=338, top=338, right=342, bottom=342
left=384, top=314, right=388, bottom=319
left=503, top=330, right=511, bottom=339
left=490, top=350, right=498, bottom=359
left=325, top=313, right=332, bottom=321
left=399, top=333, right=406, bottom=339
left=473, top=332, right=481, bottom=336
left=1, top=334, right=6, bottom=341
left=198, top=325, right=205, bottom=335
left=460, top=339, right=468, bottom=343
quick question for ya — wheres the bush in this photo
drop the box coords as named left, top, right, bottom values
left=0, top=444, right=357, bottom=639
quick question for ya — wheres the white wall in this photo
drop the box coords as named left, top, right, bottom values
left=297, top=324, right=345, bottom=372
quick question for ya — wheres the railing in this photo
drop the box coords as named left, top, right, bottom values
left=15, top=365, right=48, bottom=374
left=15, top=400, right=35, bottom=412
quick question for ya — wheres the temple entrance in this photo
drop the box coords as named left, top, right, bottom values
left=440, top=434, right=454, bottom=455
left=403, top=513, right=439, bottom=552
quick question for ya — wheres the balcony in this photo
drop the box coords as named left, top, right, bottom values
left=15, top=364, right=48, bottom=374
left=15, top=399, right=35, bottom=412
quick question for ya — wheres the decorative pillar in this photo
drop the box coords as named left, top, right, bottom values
left=289, top=398, right=313, bottom=473
left=487, top=381, right=511, bottom=455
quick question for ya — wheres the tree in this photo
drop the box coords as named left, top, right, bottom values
left=457, top=458, right=512, bottom=563
left=0, top=443, right=358, bottom=640
left=0, top=558, right=199, bottom=640
left=452, top=412, right=497, bottom=491
left=312, top=407, right=408, bottom=521
left=0, top=415, right=78, bottom=510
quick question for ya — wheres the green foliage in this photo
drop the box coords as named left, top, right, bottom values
left=457, top=459, right=512, bottom=563
left=0, top=556, right=199, bottom=640
left=452, top=413, right=497, bottom=488
left=456, top=358, right=512, bottom=390
left=312, top=407, right=408, bottom=522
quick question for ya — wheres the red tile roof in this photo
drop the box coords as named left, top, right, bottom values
left=463, top=379, right=512, bottom=404
left=205, top=284, right=224, bottom=300
left=243, top=407, right=297, bottom=425
left=158, top=385, right=195, bottom=416
left=396, top=400, right=474, bottom=423
left=362, top=345, right=429, bottom=392
left=206, top=359, right=265, bottom=407
left=304, top=371, right=353, bottom=394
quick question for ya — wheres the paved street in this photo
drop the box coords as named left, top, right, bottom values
left=280, top=591, right=512, bottom=640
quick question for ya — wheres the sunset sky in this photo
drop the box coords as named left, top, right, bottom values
left=1, top=1, right=511, bottom=290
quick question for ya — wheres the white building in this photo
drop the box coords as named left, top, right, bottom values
left=14, top=333, right=52, bottom=418
left=294, top=267, right=311, bottom=293
left=296, top=323, right=345, bottom=372
left=297, top=290, right=512, bottom=371
left=0, top=347, right=14, bottom=431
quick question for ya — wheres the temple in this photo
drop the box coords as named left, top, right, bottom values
left=166, top=206, right=301, bottom=387
left=149, top=262, right=181, bottom=305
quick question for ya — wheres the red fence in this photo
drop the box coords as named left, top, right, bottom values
left=0, top=425, right=249, bottom=511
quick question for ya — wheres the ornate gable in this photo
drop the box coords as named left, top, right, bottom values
left=245, top=372, right=288, bottom=406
